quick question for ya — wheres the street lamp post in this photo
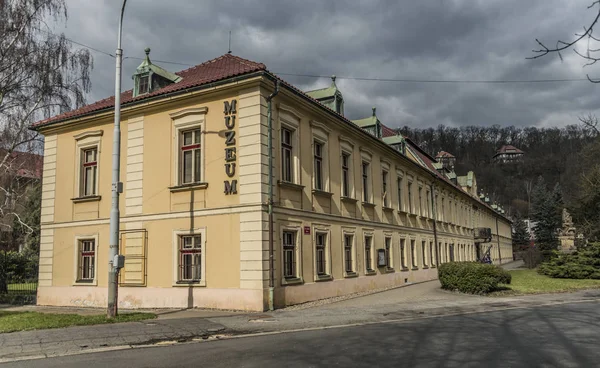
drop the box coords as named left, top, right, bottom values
left=108, top=0, right=128, bottom=319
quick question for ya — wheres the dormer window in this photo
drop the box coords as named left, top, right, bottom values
left=138, top=74, right=150, bottom=95
left=132, top=47, right=182, bottom=98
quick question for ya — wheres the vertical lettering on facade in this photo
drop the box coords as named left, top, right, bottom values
left=223, top=99, right=238, bottom=195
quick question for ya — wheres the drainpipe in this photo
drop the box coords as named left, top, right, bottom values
left=266, top=79, right=279, bottom=311
left=495, top=216, right=501, bottom=264
left=430, top=183, right=439, bottom=265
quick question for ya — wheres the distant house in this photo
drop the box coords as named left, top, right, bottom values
left=493, top=145, right=524, bottom=163
left=435, top=151, right=456, bottom=170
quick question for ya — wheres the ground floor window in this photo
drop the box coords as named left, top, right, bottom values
left=78, top=239, right=95, bottom=282
left=411, top=239, right=417, bottom=268
left=283, top=230, right=298, bottom=278
left=400, top=239, right=406, bottom=268
left=344, top=234, right=354, bottom=274
left=422, top=241, right=427, bottom=267
left=365, top=235, right=374, bottom=272
left=430, top=241, right=435, bottom=266
left=179, top=235, right=202, bottom=282
left=385, top=236, right=393, bottom=269
left=316, top=232, right=328, bottom=276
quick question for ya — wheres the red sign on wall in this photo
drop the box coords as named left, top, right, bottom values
left=304, top=226, right=311, bottom=235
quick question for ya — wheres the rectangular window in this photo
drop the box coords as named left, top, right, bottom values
left=430, top=241, right=435, bottom=266
left=316, top=232, right=327, bottom=275
left=418, top=187, right=423, bottom=216
left=283, top=231, right=297, bottom=278
left=411, top=239, right=417, bottom=267
left=397, top=177, right=403, bottom=211
left=138, top=75, right=149, bottom=95
left=344, top=234, right=354, bottom=273
left=365, top=235, right=373, bottom=272
left=341, top=153, right=350, bottom=197
left=179, top=235, right=202, bottom=281
left=400, top=239, right=406, bottom=268
left=314, top=141, right=324, bottom=190
left=426, top=190, right=431, bottom=218
left=281, top=128, right=293, bottom=182
left=385, top=237, right=392, bottom=269
left=422, top=240, right=428, bottom=267
left=180, top=128, right=202, bottom=185
left=408, top=182, right=413, bottom=213
left=81, top=147, right=98, bottom=197
left=78, top=239, right=95, bottom=281
left=382, top=170, right=389, bottom=207
left=362, top=162, right=370, bottom=203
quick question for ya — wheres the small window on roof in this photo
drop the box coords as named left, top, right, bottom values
left=138, top=75, right=150, bottom=95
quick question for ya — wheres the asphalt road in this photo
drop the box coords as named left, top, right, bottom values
left=4, top=301, right=599, bottom=368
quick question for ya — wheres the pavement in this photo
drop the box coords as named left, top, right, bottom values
left=1, top=261, right=599, bottom=363
left=3, top=301, right=599, bottom=368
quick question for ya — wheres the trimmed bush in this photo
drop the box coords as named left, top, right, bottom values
left=538, top=243, right=600, bottom=279
left=438, top=262, right=512, bottom=295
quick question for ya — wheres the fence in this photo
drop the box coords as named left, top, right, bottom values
left=0, top=248, right=38, bottom=305
left=0, top=276, right=38, bottom=305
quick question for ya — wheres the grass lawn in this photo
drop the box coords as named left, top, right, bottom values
left=491, top=269, right=600, bottom=296
left=0, top=311, right=156, bottom=333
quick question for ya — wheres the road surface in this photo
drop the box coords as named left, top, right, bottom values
left=4, top=301, right=598, bottom=368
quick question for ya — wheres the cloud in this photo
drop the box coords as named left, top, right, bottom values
left=62, top=0, right=600, bottom=128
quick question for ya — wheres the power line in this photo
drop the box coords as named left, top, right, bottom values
left=44, top=29, right=599, bottom=85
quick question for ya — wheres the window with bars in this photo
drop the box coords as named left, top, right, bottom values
left=385, top=237, right=392, bottom=269
left=180, top=129, right=202, bottom=185
left=281, top=128, right=294, bottom=183
left=78, top=239, right=95, bottom=282
left=341, top=153, right=350, bottom=197
left=314, top=141, right=324, bottom=190
left=81, top=147, right=98, bottom=197
left=178, top=235, right=202, bottom=282
left=411, top=239, right=417, bottom=267
left=400, top=239, right=407, bottom=268
left=283, top=230, right=297, bottom=278
left=382, top=170, right=389, bottom=207
left=344, top=234, right=354, bottom=273
left=365, top=235, right=373, bottom=272
left=362, top=161, right=370, bottom=203
left=315, top=232, right=327, bottom=275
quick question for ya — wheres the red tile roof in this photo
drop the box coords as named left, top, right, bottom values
left=0, top=149, right=43, bottom=179
left=32, top=54, right=266, bottom=128
left=381, top=124, right=398, bottom=138
left=436, top=151, right=455, bottom=158
left=495, top=145, right=524, bottom=155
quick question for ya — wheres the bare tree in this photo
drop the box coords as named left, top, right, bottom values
left=529, top=1, right=600, bottom=82
left=0, top=0, right=92, bottom=244
left=578, top=113, right=600, bottom=137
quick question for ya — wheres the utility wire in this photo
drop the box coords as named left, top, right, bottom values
left=45, top=29, right=599, bottom=85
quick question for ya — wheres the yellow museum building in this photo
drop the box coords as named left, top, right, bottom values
left=32, top=52, right=513, bottom=311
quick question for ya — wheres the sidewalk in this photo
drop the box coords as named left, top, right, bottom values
left=1, top=279, right=599, bottom=363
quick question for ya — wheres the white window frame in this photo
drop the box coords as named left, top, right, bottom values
left=170, top=107, right=207, bottom=187
left=360, top=148, right=373, bottom=204
left=422, top=240, right=428, bottom=267
left=74, top=131, right=103, bottom=199
left=381, top=161, right=391, bottom=208
left=399, top=236, right=407, bottom=269
left=384, top=234, right=393, bottom=270
left=280, top=223, right=303, bottom=285
left=339, top=137, right=354, bottom=199
left=313, top=225, right=332, bottom=280
left=279, top=110, right=301, bottom=184
left=396, top=169, right=405, bottom=212
left=410, top=238, right=418, bottom=268
left=172, top=227, right=207, bottom=286
left=311, top=121, right=330, bottom=192
left=342, top=228, right=357, bottom=276
left=73, top=234, right=99, bottom=286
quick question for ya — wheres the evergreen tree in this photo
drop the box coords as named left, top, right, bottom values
left=530, top=176, right=562, bottom=252
left=512, top=213, right=530, bottom=252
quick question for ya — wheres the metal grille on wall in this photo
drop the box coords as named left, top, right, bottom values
left=118, top=229, right=148, bottom=287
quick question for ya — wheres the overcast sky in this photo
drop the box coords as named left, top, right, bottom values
left=59, top=0, right=600, bottom=129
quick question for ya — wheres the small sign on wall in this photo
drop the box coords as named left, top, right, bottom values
left=304, top=226, right=311, bottom=235
left=378, top=249, right=387, bottom=267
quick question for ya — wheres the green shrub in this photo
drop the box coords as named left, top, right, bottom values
left=538, top=243, right=600, bottom=279
left=438, top=262, right=512, bottom=295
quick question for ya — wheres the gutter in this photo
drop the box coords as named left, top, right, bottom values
left=266, top=79, right=279, bottom=311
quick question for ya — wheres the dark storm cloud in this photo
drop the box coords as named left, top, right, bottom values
left=62, top=0, right=600, bottom=128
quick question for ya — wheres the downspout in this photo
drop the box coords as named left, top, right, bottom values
left=430, top=183, right=439, bottom=265
left=266, top=79, right=280, bottom=311
left=496, top=216, right=502, bottom=264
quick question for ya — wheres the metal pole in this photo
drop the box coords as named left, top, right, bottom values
left=266, top=79, right=279, bottom=311
left=108, top=0, right=127, bottom=319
